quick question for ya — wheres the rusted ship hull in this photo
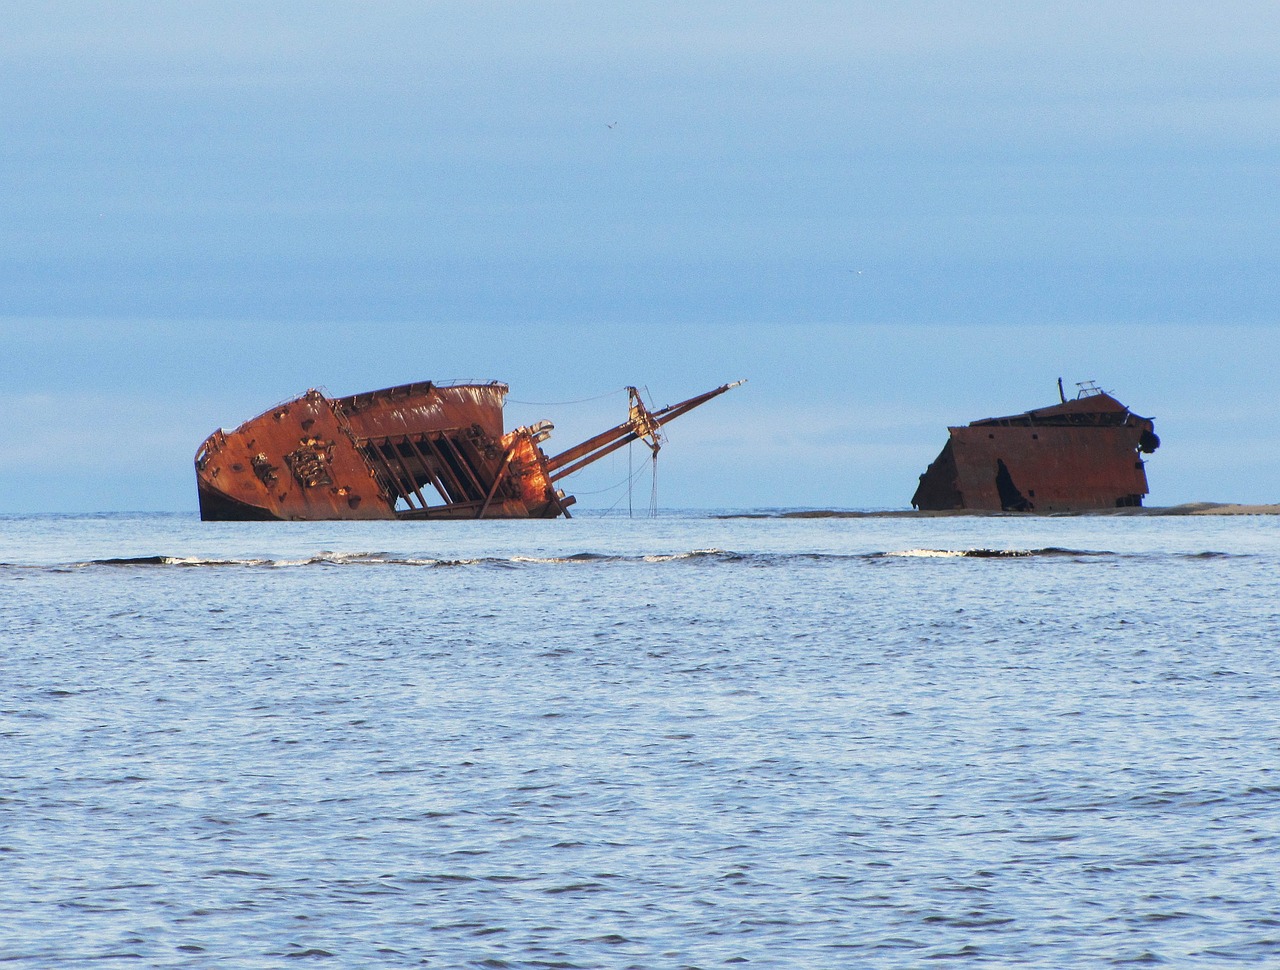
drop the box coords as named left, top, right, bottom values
left=911, top=383, right=1160, bottom=513
left=195, top=379, right=740, bottom=521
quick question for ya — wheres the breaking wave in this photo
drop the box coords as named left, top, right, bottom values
left=65, top=548, right=751, bottom=569
left=0, top=546, right=1138, bottom=571
left=878, top=546, right=1110, bottom=559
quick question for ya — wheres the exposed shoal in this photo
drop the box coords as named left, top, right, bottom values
left=722, top=503, right=1280, bottom=519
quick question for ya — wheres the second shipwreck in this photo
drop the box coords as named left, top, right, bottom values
left=911, top=381, right=1161, bottom=513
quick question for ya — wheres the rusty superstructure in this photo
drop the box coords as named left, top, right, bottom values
left=911, top=381, right=1160, bottom=513
left=195, top=379, right=742, bottom=521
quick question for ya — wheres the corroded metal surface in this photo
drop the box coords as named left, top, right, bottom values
left=911, top=384, right=1160, bottom=513
left=196, top=379, right=742, bottom=521
left=336, top=381, right=508, bottom=440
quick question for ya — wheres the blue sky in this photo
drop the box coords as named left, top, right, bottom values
left=3, top=2, right=1278, bottom=512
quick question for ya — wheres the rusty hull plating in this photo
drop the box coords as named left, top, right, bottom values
left=195, top=379, right=742, bottom=521
left=911, top=382, right=1160, bottom=513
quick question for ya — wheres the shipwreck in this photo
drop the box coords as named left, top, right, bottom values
left=911, top=380, right=1160, bottom=513
left=195, top=379, right=741, bottom=521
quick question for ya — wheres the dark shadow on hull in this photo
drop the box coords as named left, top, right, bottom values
left=198, top=483, right=282, bottom=522
left=995, top=459, right=1034, bottom=512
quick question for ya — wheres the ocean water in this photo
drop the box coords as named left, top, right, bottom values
left=2, top=510, right=1278, bottom=968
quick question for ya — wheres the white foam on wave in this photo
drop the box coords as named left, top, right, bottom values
left=884, top=548, right=1036, bottom=559
left=171, top=556, right=272, bottom=567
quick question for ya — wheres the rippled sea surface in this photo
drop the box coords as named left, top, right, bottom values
left=2, top=511, right=1279, bottom=968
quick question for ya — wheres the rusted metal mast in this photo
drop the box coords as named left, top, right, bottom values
left=547, top=380, right=745, bottom=482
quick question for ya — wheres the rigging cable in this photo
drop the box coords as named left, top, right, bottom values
left=506, top=387, right=628, bottom=406
left=603, top=459, right=655, bottom=516
left=650, top=449, right=659, bottom=517
left=571, top=457, right=652, bottom=496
